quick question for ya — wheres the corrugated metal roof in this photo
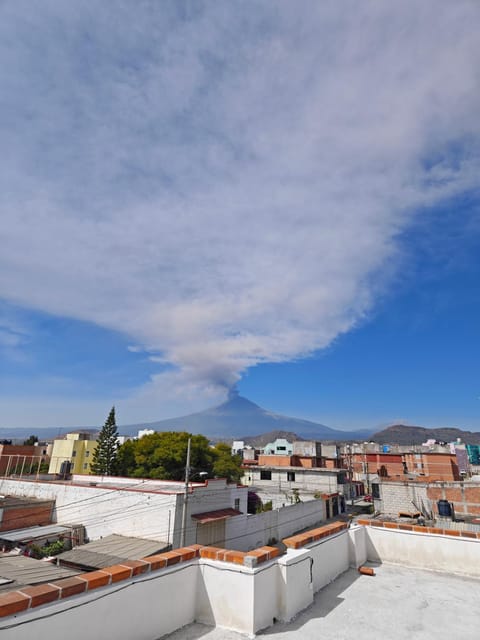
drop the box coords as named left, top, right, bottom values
left=56, top=534, right=170, bottom=570
left=0, top=555, right=80, bottom=592
left=191, top=508, right=242, bottom=524
left=0, top=524, right=72, bottom=543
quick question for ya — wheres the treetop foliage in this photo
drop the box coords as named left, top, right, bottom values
left=115, top=431, right=242, bottom=482
left=90, top=406, right=119, bottom=476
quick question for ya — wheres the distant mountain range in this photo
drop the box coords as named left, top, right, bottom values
left=119, top=392, right=373, bottom=441
left=2, top=396, right=479, bottom=445
left=371, top=424, right=480, bottom=445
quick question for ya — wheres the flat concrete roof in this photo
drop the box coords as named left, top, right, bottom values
left=161, top=563, right=480, bottom=640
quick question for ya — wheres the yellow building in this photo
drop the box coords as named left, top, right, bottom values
left=48, top=432, right=98, bottom=475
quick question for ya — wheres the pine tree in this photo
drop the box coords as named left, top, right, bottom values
left=91, top=407, right=119, bottom=475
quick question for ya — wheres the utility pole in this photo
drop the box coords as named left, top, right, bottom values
left=348, top=445, right=354, bottom=507
left=180, top=437, right=191, bottom=548
left=364, top=443, right=371, bottom=494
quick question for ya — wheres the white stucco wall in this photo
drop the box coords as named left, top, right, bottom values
left=196, top=560, right=257, bottom=633
left=0, top=478, right=249, bottom=547
left=308, top=529, right=351, bottom=591
left=224, top=499, right=326, bottom=551
left=1, top=526, right=479, bottom=639
left=174, top=479, right=248, bottom=548
left=245, top=467, right=344, bottom=495
left=0, top=478, right=179, bottom=543
left=0, top=561, right=199, bottom=640
left=365, top=525, right=480, bottom=577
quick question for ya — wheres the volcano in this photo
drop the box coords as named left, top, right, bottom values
left=120, top=390, right=372, bottom=441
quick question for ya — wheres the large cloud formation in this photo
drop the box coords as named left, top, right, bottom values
left=1, top=2, right=479, bottom=415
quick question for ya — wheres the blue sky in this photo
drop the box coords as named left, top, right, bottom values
left=1, top=2, right=480, bottom=430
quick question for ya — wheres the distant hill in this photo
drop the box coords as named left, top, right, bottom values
left=371, top=424, right=480, bottom=445
left=120, top=391, right=373, bottom=442
left=240, top=431, right=305, bottom=448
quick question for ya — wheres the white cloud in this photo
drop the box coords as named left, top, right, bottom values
left=1, top=2, right=479, bottom=416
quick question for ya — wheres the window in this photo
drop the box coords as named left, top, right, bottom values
left=277, top=446, right=286, bottom=451
left=85, top=450, right=90, bottom=457
left=287, top=471, right=295, bottom=482
left=260, top=470, right=272, bottom=480
left=372, top=483, right=380, bottom=499
left=71, top=451, right=77, bottom=457
left=234, top=498, right=240, bottom=511
left=83, top=463, right=88, bottom=470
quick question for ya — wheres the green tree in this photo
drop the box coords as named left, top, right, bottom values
left=212, top=443, right=243, bottom=483
left=115, top=431, right=216, bottom=480
left=90, top=407, right=119, bottom=476
left=115, top=432, right=244, bottom=482
left=23, top=434, right=38, bottom=445
left=115, top=438, right=136, bottom=477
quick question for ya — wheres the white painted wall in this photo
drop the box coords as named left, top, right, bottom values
left=245, top=467, right=344, bottom=495
left=1, top=527, right=479, bottom=639
left=224, top=499, right=326, bottom=551
left=0, top=478, right=248, bottom=548
left=277, top=548, right=314, bottom=622
left=0, top=562, right=199, bottom=640
left=175, top=479, right=248, bottom=548
left=0, top=478, right=178, bottom=543
left=196, top=560, right=257, bottom=634
left=364, top=525, right=480, bottom=577
left=308, top=529, right=351, bottom=591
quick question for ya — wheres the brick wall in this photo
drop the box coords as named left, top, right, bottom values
left=257, top=455, right=292, bottom=467
left=426, top=483, right=480, bottom=517
left=0, top=502, right=54, bottom=532
left=0, top=445, right=43, bottom=475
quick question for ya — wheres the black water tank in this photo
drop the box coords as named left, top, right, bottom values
left=437, top=499, right=452, bottom=517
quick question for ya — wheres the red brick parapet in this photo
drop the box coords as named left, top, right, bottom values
left=357, top=519, right=480, bottom=539
left=0, top=542, right=280, bottom=619
left=283, top=521, right=348, bottom=549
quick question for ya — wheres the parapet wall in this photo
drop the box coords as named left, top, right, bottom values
left=358, top=518, right=480, bottom=577
left=1, top=519, right=479, bottom=640
left=0, top=522, right=347, bottom=639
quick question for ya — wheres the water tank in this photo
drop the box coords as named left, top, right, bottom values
left=437, top=500, right=452, bottom=517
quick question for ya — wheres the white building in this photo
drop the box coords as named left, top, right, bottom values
left=243, top=464, right=348, bottom=508
left=0, top=476, right=246, bottom=549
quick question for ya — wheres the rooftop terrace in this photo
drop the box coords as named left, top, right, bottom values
left=0, top=520, right=478, bottom=639
left=163, top=563, right=479, bottom=640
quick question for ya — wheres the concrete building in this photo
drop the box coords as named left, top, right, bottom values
left=0, top=476, right=248, bottom=549
left=48, top=432, right=98, bottom=475
left=243, top=462, right=348, bottom=509
left=373, top=478, right=480, bottom=520
left=346, top=450, right=461, bottom=486
left=0, top=473, right=336, bottom=557
left=263, top=438, right=293, bottom=455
